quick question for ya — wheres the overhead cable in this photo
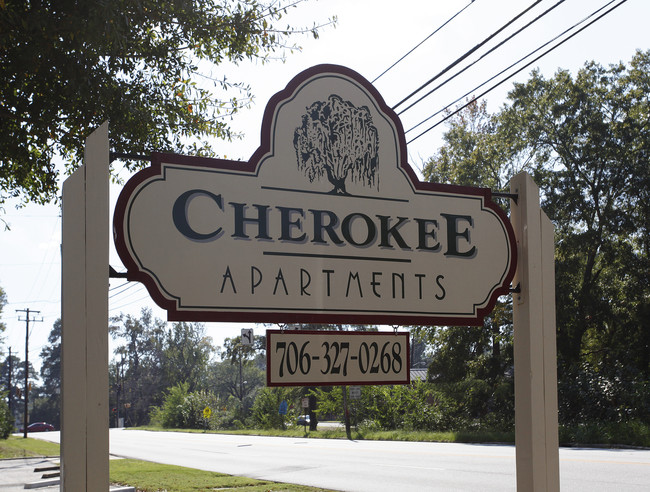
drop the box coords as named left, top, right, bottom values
left=109, top=282, right=138, bottom=299
left=392, top=0, right=542, bottom=111
left=397, top=0, right=566, bottom=116
left=405, top=0, right=619, bottom=135
left=372, top=0, right=479, bottom=84
left=406, top=0, right=629, bottom=144
left=109, top=291, right=151, bottom=312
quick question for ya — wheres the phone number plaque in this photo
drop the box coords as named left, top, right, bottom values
left=266, top=330, right=410, bottom=386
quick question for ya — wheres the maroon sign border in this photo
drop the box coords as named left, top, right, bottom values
left=266, top=330, right=411, bottom=387
left=113, top=64, right=517, bottom=326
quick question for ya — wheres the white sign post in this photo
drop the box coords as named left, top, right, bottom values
left=61, top=122, right=109, bottom=491
left=510, top=172, right=560, bottom=491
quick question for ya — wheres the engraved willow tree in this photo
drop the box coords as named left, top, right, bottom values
left=293, top=94, right=379, bottom=195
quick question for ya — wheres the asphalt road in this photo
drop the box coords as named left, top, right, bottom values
left=32, top=429, right=650, bottom=491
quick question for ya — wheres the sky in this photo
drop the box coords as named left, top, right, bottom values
left=1, top=0, right=648, bottom=375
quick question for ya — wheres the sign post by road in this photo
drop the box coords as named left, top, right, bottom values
left=510, top=173, right=559, bottom=491
left=61, top=122, right=109, bottom=491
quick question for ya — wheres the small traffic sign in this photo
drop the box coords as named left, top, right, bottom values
left=279, top=400, right=288, bottom=415
left=241, top=328, right=254, bottom=345
left=203, top=406, right=212, bottom=419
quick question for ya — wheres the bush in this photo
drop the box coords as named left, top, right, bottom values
left=559, top=420, right=650, bottom=447
left=559, top=362, right=650, bottom=424
left=0, top=392, right=13, bottom=439
left=250, top=387, right=301, bottom=430
left=150, top=382, right=190, bottom=428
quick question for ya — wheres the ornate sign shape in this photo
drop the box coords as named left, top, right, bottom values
left=114, top=64, right=517, bottom=325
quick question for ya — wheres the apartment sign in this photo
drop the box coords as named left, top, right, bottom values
left=113, top=64, right=517, bottom=325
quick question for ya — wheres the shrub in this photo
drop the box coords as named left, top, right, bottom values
left=250, top=387, right=301, bottom=429
left=150, top=383, right=225, bottom=430
left=0, top=392, right=14, bottom=439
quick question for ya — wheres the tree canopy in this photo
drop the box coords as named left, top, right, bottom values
left=0, top=285, right=6, bottom=343
left=422, top=50, right=650, bottom=425
left=0, top=0, right=334, bottom=208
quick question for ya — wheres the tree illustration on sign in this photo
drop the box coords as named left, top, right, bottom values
left=293, top=94, right=379, bottom=195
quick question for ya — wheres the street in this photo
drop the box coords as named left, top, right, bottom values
left=31, top=429, right=650, bottom=491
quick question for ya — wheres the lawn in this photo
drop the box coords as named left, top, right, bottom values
left=0, top=436, right=332, bottom=491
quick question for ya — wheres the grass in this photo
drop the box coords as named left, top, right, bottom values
left=110, top=459, right=333, bottom=492
left=136, top=424, right=518, bottom=444
left=2, top=421, right=646, bottom=491
left=136, top=422, right=650, bottom=448
left=0, top=435, right=60, bottom=458
left=0, top=437, right=332, bottom=491
left=559, top=420, right=650, bottom=448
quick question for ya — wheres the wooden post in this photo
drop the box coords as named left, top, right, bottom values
left=510, top=172, right=559, bottom=491
left=61, top=122, right=110, bottom=491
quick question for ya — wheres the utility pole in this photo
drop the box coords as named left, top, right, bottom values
left=16, top=308, right=42, bottom=438
left=7, top=347, right=11, bottom=419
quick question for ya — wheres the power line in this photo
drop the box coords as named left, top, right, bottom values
left=371, top=0, right=478, bottom=83
left=405, top=1, right=616, bottom=136
left=396, top=0, right=567, bottom=116
left=109, top=291, right=151, bottom=312
left=109, top=282, right=138, bottom=298
left=392, top=0, right=543, bottom=111
left=406, top=0, right=628, bottom=144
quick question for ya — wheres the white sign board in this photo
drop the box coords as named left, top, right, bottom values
left=349, top=386, right=361, bottom=399
left=266, top=330, right=410, bottom=386
left=114, top=65, right=516, bottom=326
left=241, top=328, right=253, bottom=346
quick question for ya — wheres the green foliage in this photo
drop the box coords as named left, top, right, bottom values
left=151, top=383, right=223, bottom=430
left=0, top=391, right=13, bottom=439
left=312, top=381, right=500, bottom=433
left=558, top=362, right=650, bottom=424
left=0, top=436, right=60, bottom=458
left=250, top=386, right=301, bottom=429
left=499, top=51, right=650, bottom=374
left=0, top=1, right=335, bottom=208
left=0, top=352, right=37, bottom=427
left=162, top=322, right=213, bottom=392
left=422, top=50, right=649, bottom=427
left=110, top=309, right=214, bottom=426
left=150, top=382, right=190, bottom=429
left=110, top=458, right=327, bottom=492
left=559, top=421, right=650, bottom=447
left=30, top=319, right=61, bottom=428
left=0, top=285, right=6, bottom=340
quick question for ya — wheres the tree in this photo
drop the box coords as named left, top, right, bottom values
left=497, top=51, right=650, bottom=376
left=0, top=285, right=6, bottom=344
left=422, top=98, right=528, bottom=192
left=421, top=50, right=650, bottom=425
left=210, top=335, right=265, bottom=420
left=110, top=309, right=167, bottom=425
left=294, top=94, right=379, bottom=194
left=0, top=1, right=334, bottom=208
left=161, top=322, right=213, bottom=392
left=30, top=319, right=61, bottom=427
left=109, top=310, right=218, bottom=425
left=0, top=352, right=37, bottom=426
